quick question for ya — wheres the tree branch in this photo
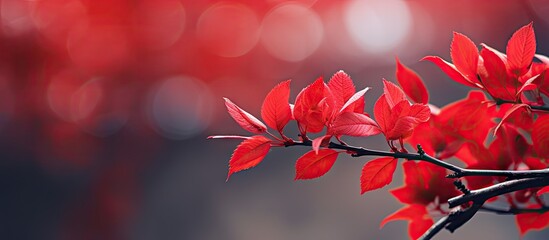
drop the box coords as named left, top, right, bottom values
left=289, top=140, right=549, bottom=239
left=495, top=99, right=549, bottom=112
left=419, top=215, right=450, bottom=240
left=287, top=141, right=549, bottom=179
left=448, top=177, right=549, bottom=208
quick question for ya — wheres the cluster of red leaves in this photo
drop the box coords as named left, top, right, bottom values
left=424, top=22, right=548, bottom=132
left=212, top=67, right=430, bottom=183
left=412, top=22, right=549, bottom=237
left=211, top=22, right=549, bottom=239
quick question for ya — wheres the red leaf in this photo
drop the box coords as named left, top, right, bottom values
left=436, top=90, right=495, bottom=145
left=480, top=46, right=517, bottom=101
left=382, top=80, right=407, bottom=108
left=360, top=157, right=397, bottom=194
left=493, top=103, right=530, bottom=135
left=224, top=97, right=267, bottom=134
left=293, top=77, right=333, bottom=133
left=380, top=204, right=430, bottom=228
left=388, top=116, right=418, bottom=140
left=380, top=204, right=433, bottom=240
left=295, top=149, right=339, bottom=180
left=340, top=87, right=370, bottom=113
left=532, top=115, right=549, bottom=158
left=422, top=56, right=480, bottom=88
left=507, top=22, right=536, bottom=76
left=330, top=112, right=381, bottom=137
left=374, top=96, right=430, bottom=140
left=261, top=80, right=292, bottom=132
left=515, top=204, right=549, bottom=236
left=390, top=161, right=459, bottom=205
left=373, top=94, right=392, bottom=135
left=227, top=135, right=272, bottom=180
left=409, top=217, right=434, bottom=240
left=517, top=73, right=541, bottom=96
left=408, top=104, right=431, bottom=122
left=328, top=70, right=356, bottom=111
left=395, top=57, right=429, bottom=104
left=312, top=135, right=331, bottom=154
left=450, top=32, right=479, bottom=84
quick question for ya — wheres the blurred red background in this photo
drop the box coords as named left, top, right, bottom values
left=1, top=0, right=549, bottom=239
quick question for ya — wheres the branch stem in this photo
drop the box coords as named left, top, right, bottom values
left=288, top=141, right=549, bottom=179
left=448, top=177, right=549, bottom=208
left=495, top=99, right=549, bottom=112
left=419, top=215, right=450, bottom=240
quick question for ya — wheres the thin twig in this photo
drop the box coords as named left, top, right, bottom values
left=419, top=215, right=450, bottom=240
left=288, top=141, right=549, bottom=179
left=495, top=99, right=549, bottom=112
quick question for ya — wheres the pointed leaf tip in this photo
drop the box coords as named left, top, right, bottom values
left=395, top=57, right=429, bottom=104
left=340, top=87, right=370, bottom=113
left=507, top=22, right=536, bottom=76
left=224, top=97, right=267, bottom=134
left=382, top=79, right=407, bottom=108
left=328, top=70, right=356, bottom=111
left=261, top=80, right=292, bottom=132
left=422, top=56, right=479, bottom=89
left=450, top=31, right=479, bottom=84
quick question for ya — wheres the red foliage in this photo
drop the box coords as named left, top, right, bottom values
left=391, top=161, right=460, bottom=206
left=227, top=135, right=272, bottom=180
left=261, top=80, right=292, bottom=133
left=295, top=149, right=340, bottom=180
left=380, top=204, right=433, bottom=240
left=374, top=80, right=430, bottom=145
left=213, top=22, right=549, bottom=239
left=516, top=204, right=549, bottom=236
left=360, top=157, right=398, bottom=194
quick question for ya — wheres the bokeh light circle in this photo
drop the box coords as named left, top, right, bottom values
left=150, top=76, right=213, bottom=140
left=344, top=0, right=412, bottom=55
left=196, top=2, right=260, bottom=58
left=260, top=3, right=324, bottom=62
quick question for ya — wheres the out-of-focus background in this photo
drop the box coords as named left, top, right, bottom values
left=1, top=0, right=549, bottom=239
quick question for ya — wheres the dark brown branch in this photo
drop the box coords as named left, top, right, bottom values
left=288, top=140, right=549, bottom=239
left=288, top=141, right=549, bottom=179
left=419, top=215, right=450, bottom=240
left=448, top=177, right=549, bottom=208
left=495, top=99, right=549, bottom=112
left=419, top=203, right=482, bottom=240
